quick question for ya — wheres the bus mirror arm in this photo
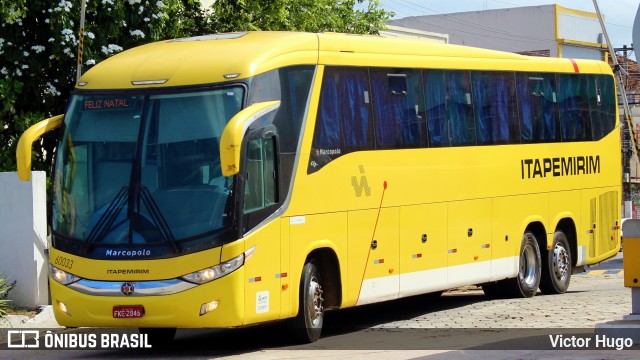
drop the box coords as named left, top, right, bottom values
left=16, top=114, right=64, bottom=181
left=219, top=101, right=280, bottom=177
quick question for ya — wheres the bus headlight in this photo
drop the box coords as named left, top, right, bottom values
left=181, top=253, right=244, bottom=284
left=49, top=264, right=81, bottom=285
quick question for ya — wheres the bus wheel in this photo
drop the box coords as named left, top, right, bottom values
left=540, top=231, right=572, bottom=294
left=138, top=328, right=176, bottom=348
left=505, top=231, right=541, bottom=298
left=289, top=259, right=324, bottom=343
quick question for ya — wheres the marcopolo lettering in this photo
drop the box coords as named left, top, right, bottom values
left=521, top=155, right=600, bottom=179
left=105, top=249, right=151, bottom=257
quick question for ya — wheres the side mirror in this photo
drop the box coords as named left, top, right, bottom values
left=16, top=114, right=64, bottom=181
left=219, top=101, right=280, bottom=176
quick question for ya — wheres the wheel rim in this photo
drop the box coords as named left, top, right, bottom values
left=307, top=275, right=323, bottom=327
left=519, top=242, right=537, bottom=286
left=552, top=242, right=570, bottom=282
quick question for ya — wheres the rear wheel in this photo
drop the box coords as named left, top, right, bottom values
left=540, top=231, right=572, bottom=294
left=504, top=231, right=541, bottom=298
left=289, top=260, right=324, bottom=343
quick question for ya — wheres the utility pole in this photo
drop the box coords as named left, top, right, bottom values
left=593, top=0, right=637, bottom=218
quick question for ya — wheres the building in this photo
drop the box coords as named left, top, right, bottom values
left=389, top=4, right=607, bottom=60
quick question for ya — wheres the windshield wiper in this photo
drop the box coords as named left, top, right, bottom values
left=84, top=186, right=129, bottom=253
left=139, top=186, right=180, bottom=253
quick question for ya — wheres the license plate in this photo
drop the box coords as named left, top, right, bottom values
left=113, top=305, right=144, bottom=318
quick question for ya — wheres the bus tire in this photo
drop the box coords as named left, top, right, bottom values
left=138, top=327, right=176, bottom=347
left=289, top=259, right=324, bottom=343
left=540, top=231, right=572, bottom=294
left=504, top=231, right=541, bottom=298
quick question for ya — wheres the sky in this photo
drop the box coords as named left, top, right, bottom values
left=379, top=0, right=639, bottom=52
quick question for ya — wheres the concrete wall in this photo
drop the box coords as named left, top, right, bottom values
left=389, top=5, right=557, bottom=55
left=0, top=171, right=49, bottom=308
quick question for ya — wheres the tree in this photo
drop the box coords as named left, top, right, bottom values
left=0, top=0, right=206, bottom=174
left=209, top=0, right=392, bottom=34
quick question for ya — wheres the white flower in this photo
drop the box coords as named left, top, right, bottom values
left=0, top=67, right=8, bottom=75
left=101, top=44, right=123, bottom=55
left=63, top=47, right=72, bottom=55
left=122, top=20, right=127, bottom=27
left=101, top=0, right=114, bottom=5
left=86, top=32, right=95, bottom=39
left=15, top=69, right=22, bottom=76
left=143, top=17, right=150, bottom=22
left=85, top=59, right=96, bottom=65
left=23, top=51, right=29, bottom=57
left=130, top=30, right=145, bottom=38
left=128, top=0, right=141, bottom=4
left=32, top=45, right=46, bottom=53
left=156, top=1, right=166, bottom=8
left=21, top=64, right=29, bottom=69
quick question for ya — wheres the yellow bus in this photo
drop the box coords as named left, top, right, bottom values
left=17, top=31, right=621, bottom=344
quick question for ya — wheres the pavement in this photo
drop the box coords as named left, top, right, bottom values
left=0, top=305, right=62, bottom=329
left=2, top=252, right=638, bottom=360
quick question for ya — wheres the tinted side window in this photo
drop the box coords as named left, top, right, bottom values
left=472, top=72, right=519, bottom=145
left=446, top=71, right=476, bottom=146
left=309, top=67, right=373, bottom=173
left=590, top=75, right=616, bottom=140
left=558, top=74, right=591, bottom=141
left=370, top=69, right=426, bottom=149
left=517, top=73, right=560, bottom=143
left=424, top=70, right=449, bottom=147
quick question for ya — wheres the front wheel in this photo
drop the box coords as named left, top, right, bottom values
left=540, top=231, right=572, bottom=294
left=504, top=231, right=541, bottom=298
left=288, top=260, right=324, bottom=343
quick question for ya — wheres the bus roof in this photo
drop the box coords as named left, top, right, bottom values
left=78, top=31, right=612, bottom=90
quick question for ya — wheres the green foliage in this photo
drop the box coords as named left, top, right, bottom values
left=209, top=0, right=393, bottom=34
left=0, top=272, right=17, bottom=318
left=0, top=0, right=205, bottom=174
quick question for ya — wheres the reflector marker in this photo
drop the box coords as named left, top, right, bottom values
left=249, top=277, right=262, bottom=283
left=482, top=244, right=491, bottom=249
left=448, top=249, right=457, bottom=254
left=275, top=273, right=288, bottom=279
left=373, top=259, right=385, bottom=264
left=412, top=253, right=423, bottom=259
left=587, top=230, right=594, bottom=234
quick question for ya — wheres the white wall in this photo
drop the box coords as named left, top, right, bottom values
left=0, top=171, right=49, bottom=308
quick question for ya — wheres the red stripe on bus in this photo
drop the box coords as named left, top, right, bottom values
left=569, top=58, right=579, bottom=73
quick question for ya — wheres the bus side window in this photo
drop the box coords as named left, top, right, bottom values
left=309, top=67, right=373, bottom=173
left=558, top=74, right=592, bottom=141
left=370, top=69, right=425, bottom=149
left=590, top=75, right=616, bottom=141
left=472, top=72, right=520, bottom=145
left=446, top=71, right=476, bottom=146
left=517, top=73, right=560, bottom=143
left=424, top=70, right=449, bottom=147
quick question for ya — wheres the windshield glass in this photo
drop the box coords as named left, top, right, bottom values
left=52, top=88, right=243, bottom=258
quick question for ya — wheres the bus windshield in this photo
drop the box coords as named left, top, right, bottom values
left=52, top=88, right=244, bottom=259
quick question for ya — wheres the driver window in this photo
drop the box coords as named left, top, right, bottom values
left=243, top=136, right=278, bottom=214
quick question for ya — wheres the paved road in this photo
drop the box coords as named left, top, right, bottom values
left=2, top=251, right=638, bottom=359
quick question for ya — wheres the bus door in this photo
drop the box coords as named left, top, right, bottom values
left=218, top=100, right=284, bottom=325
